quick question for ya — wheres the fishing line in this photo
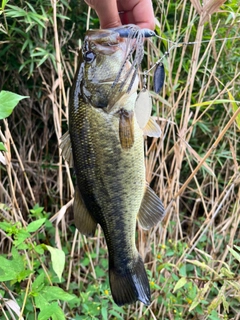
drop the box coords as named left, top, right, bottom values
left=146, top=34, right=240, bottom=74
left=112, top=25, right=240, bottom=94
left=135, top=30, right=240, bottom=115
left=143, top=33, right=240, bottom=93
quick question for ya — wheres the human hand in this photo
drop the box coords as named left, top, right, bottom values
left=84, top=0, right=155, bottom=30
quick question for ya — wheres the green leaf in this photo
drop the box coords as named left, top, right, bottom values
left=185, top=259, right=217, bottom=275
left=0, top=0, right=9, bottom=10
left=173, top=277, right=187, bottom=292
left=227, top=245, right=240, bottom=262
left=0, top=247, right=25, bottom=281
left=190, top=99, right=240, bottom=108
left=157, top=262, right=178, bottom=271
left=0, top=90, right=29, bottom=119
left=32, top=273, right=45, bottom=292
left=17, top=269, right=32, bottom=282
left=42, top=286, right=76, bottom=302
left=34, top=292, right=49, bottom=310
left=220, top=267, right=234, bottom=278
left=101, top=307, right=108, bottom=320
left=34, top=244, right=45, bottom=255
left=0, top=221, right=11, bottom=232
left=13, top=229, right=31, bottom=246
left=45, top=245, right=65, bottom=281
left=227, top=90, right=240, bottom=129
left=0, top=257, right=19, bottom=281
left=208, top=310, right=221, bottom=320
left=189, top=299, right=201, bottom=312
left=30, top=204, right=45, bottom=217
left=179, top=264, right=187, bottom=277
left=109, top=310, right=123, bottom=319
left=27, top=218, right=46, bottom=233
left=0, top=142, right=7, bottom=151
left=38, top=302, right=65, bottom=320
left=189, top=282, right=211, bottom=312
left=11, top=246, right=24, bottom=269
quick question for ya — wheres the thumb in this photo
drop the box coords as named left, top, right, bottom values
left=86, top=0, right=122, bottom=29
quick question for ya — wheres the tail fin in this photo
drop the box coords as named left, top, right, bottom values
left=109, top=254, right=150, bottom=306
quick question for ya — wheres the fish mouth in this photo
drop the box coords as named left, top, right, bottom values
left=85, top=29, right=126, bottom=55
left=84, top=26, right=143, bottom=94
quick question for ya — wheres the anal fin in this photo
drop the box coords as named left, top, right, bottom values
left=74, top=187, right=97, bottom=236
left=137, top=185, right=165, bottom=230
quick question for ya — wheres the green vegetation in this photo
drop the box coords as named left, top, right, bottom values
left=0, top=0, right=240, bottom=319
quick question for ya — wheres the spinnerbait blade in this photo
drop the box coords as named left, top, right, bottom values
left=135, top=89, right=152, bottom=129
left=153, top=63, right=165, bottom=94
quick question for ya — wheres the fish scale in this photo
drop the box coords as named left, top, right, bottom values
left=71, top=99, right=144, bottom=223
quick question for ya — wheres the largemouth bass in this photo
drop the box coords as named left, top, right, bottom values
left=61, top=26, right=165, bottom=306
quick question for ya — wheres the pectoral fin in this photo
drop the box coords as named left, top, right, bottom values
left=142, top=117, right=161, bottom=138
left=74, top=187, right=97, bottom=236
left=59, top=131, right=73, bottom=167
left=137, top=185, right=165, bottom=230
left=119, top=109, right=134, bottom=150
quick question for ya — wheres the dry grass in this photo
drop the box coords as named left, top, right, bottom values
left=0, top=0, right=240, bottom=319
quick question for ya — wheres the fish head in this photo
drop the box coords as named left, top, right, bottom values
left=79, top=28, right=139, bottom=109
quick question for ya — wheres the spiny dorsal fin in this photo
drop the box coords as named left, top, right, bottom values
left=74, top=187, right=97, bottom=236
left=142, top=117, right=161, bottom=138
left=119, top=109, right=134, bottom=150
left=137, top=185, right=165, bottom=230
left=59, top=131, right=73, bottom=167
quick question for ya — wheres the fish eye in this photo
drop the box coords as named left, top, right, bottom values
left=84, top=51, right=95, bottom=63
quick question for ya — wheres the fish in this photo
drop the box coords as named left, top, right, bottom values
left=60, top=25, right=165, bottom=306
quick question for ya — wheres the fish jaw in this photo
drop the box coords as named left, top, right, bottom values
left=84, top=29, right=127, bottom=55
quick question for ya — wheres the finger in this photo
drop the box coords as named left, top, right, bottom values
left=117, top=0, right=155, bottom=30
left=85, top=0, right=122, bottom=29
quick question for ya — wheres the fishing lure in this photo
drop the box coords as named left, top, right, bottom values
left=116, top=26, right=156, bottom=38
left=111, top=25, right=156, bottom=93
left=153, top=63, right=165, bottom=94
